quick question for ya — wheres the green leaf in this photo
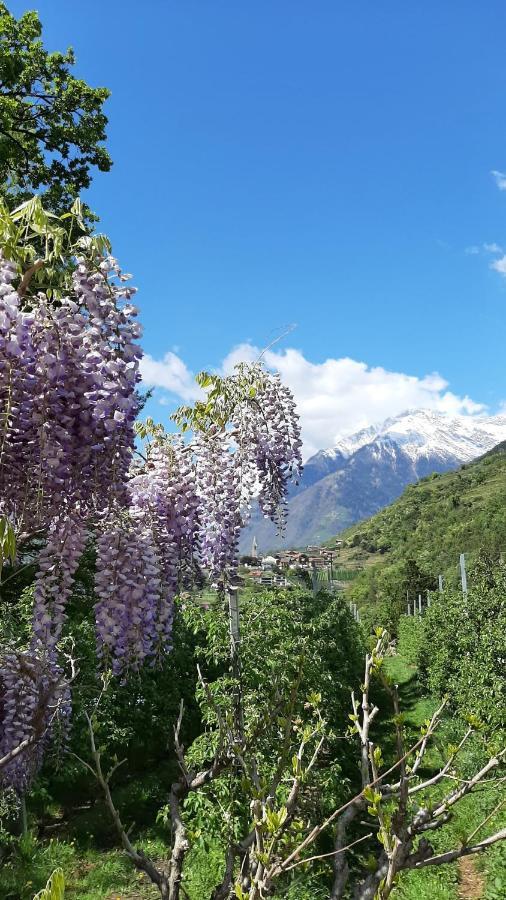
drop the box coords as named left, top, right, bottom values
left=33, top=868, right=65, bottom=900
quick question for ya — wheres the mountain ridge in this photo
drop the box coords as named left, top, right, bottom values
left=342, top=437, right=506, bottom=618
left=240, top=408, right=506, bottom=553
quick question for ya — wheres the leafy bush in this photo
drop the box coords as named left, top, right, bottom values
left=397, top=614, right=425, bottom=666
left=418, top=556, right=506, bottom=729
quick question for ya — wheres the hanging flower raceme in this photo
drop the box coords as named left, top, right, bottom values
left=129, top=438, right=200, bottom=590
left=0, top=254, right=142, bottom=534
left=72, top=257, right=142, bottom=510
left=94, top=516, right=164, bottom=675
left=94, top=439, right=201, bottom=674
left=31, top=513, right=88, bottom=654
left=0, top=648, right=68, bottom=794
left=193, top=427, right=243, bottom=588
left=0, top=256, right=38, bottom=529
left=233, top=371, right=303, bottom=530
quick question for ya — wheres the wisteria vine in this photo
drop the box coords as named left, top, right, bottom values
left=0, top=240, right=303, bottom=792
left=0, top=249, right=143, bottom=790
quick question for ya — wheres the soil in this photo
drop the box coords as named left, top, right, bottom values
left=458, top=856, right=485, bottom=899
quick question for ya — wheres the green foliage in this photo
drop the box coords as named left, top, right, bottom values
left=0, top=834, right=162, bottom=899
left=396, top=614, right=425, bottom=667
left=0, top=196, right=111, bottom=299
left=0, top=3, right=111, bottom=219
left=176, top=586, right=364, bottom=890
left=0, top=514, right=15, bottom=575
left=172, top=362, right=266, bottom=432
left=418, top=556, right=506, bottom=729
left=33, top=867, right=64, bottom=900
left=182, top=842, right=224, bottom=899
left=344, top=442, right=506, bottom=629
left=184, top=584, right=364, bottom=779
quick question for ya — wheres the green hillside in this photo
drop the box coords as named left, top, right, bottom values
left=332, top=440, right=506, bottom=622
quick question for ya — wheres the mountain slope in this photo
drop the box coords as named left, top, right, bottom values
left=341, top=440, right=506, bottom=595
left=240, top=410, right=506, bottom=554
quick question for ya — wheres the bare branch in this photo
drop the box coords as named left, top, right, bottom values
left=408, top=828, right=506, bottom=870
left=83, top=712, right=169, bottom=899
left=282, top=830, right=373, bottom=874
left=17, top=259, right=44, bottom=298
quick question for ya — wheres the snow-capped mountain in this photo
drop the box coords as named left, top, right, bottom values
left=330, top=409, right=506, bottom=464
left=240, top=409, right=506, bottom=553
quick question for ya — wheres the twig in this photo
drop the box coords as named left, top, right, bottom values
left=409, top=828, right=506, bottom=869
left=282, top=831, right=373, bottom=873
left=467, top=797, right=506, bottom=844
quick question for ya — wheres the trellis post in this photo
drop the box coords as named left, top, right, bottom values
left=228, top=588, right=244, bottom=741
left=311, top=561, right=318, bottom=598
left=459, top=553, right=468, bottom=596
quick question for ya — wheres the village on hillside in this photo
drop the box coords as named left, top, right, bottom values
left=239, top=536, right=345, bottom=588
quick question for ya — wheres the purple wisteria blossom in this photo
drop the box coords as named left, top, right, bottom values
left=0, top=252, right=142, bottom=789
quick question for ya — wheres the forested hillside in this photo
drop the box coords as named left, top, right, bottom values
left=339, top=441, right=506, bottom=624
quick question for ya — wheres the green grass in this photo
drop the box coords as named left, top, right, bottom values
left=0, top=832, right=165, bottom=899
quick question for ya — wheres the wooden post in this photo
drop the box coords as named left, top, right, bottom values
left=228, top=588, right=244, bottom=741
left=311, top=561, right=318, bottom=598
left=418, top=593, right=422, bottom=614
left=438, top=574, right=443, bottom=592
left=20, top=796, right=27, bottom=836
left=427, top=590, right=431, bottom=608
left=459, top=553, right=468, bottom=596
left=229, top=588, right=240, bottom=649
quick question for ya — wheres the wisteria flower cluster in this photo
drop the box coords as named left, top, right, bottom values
left=92, top=371, right=303, bottom=673
left=0, top=253, right=142, bottom=532
left=234, top=371, right=303, bottom=528
left=0, top=648, right=68, bottom=793
left=193, top=427, right=243, bottom=586
left=0, top=251, right=142, bottom=790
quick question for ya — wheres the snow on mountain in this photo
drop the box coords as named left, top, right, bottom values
left=329, top=409, right=506, bottom=464
left=240, top=408, right=506, bottom=553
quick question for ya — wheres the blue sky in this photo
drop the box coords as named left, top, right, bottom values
left=11, top=1, right=506, bottom=454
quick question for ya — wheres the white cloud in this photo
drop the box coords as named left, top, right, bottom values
left=141, top=344, right=486, bottom=460
left=465, top=245, right=480, bottom=255
left=491, top=169, right=506, bottom=190
left=490, top=255, right=506, bottom=276
left=140, top=351, right=202, bottom=403
left=483, top=242, right=503, bottom=253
